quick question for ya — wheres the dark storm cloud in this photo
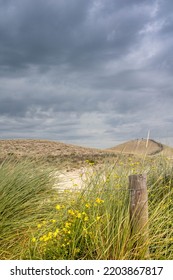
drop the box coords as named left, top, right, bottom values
left=0, top=0, right=173, bottom=147
left=0, top=97, right=28, bottom=116
left=0, top=0, right=152, bottom=72
left=0, top=0, right=90, bottom=69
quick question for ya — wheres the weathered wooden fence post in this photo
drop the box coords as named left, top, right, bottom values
left=128, top=174, right=149, bottom=257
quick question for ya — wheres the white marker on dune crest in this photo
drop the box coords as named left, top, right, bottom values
left=146, top=130, right=150, bottom=148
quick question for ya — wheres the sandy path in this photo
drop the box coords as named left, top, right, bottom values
left=53, top=167, right=92, bottom=192
left=52, top=165, right=107, bottom=192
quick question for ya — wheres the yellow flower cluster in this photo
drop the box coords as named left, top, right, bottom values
left=55, top=204, right=65, bottom=210
left=95, top=197, right=104, bottom=204
left=85, top=203, right=91, bottom=208
left=31, top=197, right=105, bottom=258
left=85, top=159, right=95, bottom=166
left=68, top=209, right=89, bottom=221
left=36, top=220, right=47, bottom=229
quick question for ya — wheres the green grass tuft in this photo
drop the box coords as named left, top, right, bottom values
left=0, top=159, right=57, bottom=259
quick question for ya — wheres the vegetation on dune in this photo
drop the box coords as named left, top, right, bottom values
left=0, top=139, right=118, bottom=170
left=0, top=154, right=173, bottom=260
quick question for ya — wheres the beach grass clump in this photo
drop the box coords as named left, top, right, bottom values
left=0, top=159, right=57, bottom=259
left=30, top=185, right=131, bottom=260
left=146, top=156, right=173, bottom=259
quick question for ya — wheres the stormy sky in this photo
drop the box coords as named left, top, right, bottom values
left=0, top=0, right=173, bottom=148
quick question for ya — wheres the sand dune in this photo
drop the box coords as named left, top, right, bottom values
left=107, top=138, right=171, bottom=156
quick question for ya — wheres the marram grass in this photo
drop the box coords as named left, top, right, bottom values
left=0, top=155, right=173, bottom=259
left=0, top=159, right=57, bottom=259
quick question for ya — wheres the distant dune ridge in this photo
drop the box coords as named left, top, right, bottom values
left=0, top=138, right=173, bottom=159
left=0, top=139, right=111, bottom=160
left=108, top=139, right=163, bottom=155
left=108, top=138, right=173, bottom=157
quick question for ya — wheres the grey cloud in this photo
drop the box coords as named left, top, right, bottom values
left=0, top=0, right=173, bottom=147
left=0, top=0, right=90, bottom=68
left=0, top=97, right=29, bottom=117
left=0, top=0, right=152, bottom=73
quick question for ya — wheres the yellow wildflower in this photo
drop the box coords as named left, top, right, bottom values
left=76, top=212, right=82, bottom=218
left=95, top=198, right=104, bottom=204
left=63, top=227, right=68, bottom=233
left=65, top=222, right=71, bottom=228
left=32, top=237, right=36, bottom=243
left=48, top=232, right=53, bottom=238
left=42, top=235, right=49, bottom=242
left=53, top=228, right=59, bottom=237
left=74, top=248, right=80, bottom=254
left=85, top=203, right=91, bottom=208
left=68, top=209, right=75, bottom=215
left=56, top=204, right=61, bottom=210
left=53, top=232, right=57, bottom=238
left=83, top=227, right=88, bottom=234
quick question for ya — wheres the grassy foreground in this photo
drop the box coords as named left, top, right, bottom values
left=0, top=155, right=173, bottom=259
